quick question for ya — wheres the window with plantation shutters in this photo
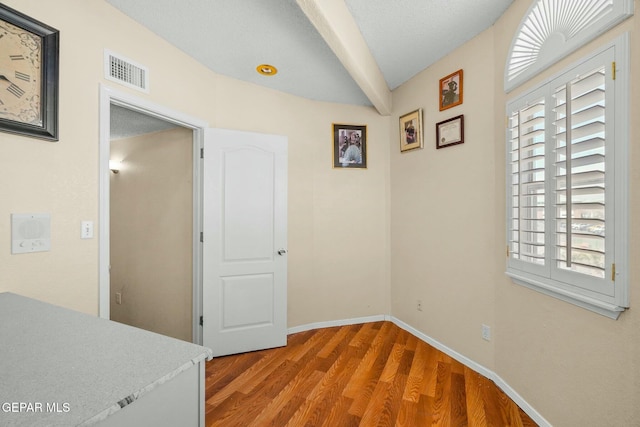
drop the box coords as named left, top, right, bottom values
left=509, top=95, right=546, bottom=269
left=506, top=35, right=629, bottom=319
left=553, top=67, right=607, bottom=282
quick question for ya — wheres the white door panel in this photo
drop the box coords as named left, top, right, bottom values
left=222, top=147, right=275, bottom=261
left=203, top=128, right=287, bottom=357
left=221, top=274, right=274, bottom=329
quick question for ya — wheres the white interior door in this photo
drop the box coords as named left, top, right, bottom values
left=202, top=128, right=287, bottom=357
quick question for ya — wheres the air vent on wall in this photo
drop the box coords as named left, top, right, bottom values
left=104, top=50, right=149, bottom=93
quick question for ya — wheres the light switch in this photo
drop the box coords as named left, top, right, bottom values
left=81, top=221, right=94, bottom=239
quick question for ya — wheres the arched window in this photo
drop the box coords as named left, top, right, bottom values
left=504, top=1, right=632, bottom=319
left=504, top=0, right=633, bottom=92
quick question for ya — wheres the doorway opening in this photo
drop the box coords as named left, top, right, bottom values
left=110, top=105, right=193, bottom=342
left=99, top=84, right=207, bottom=344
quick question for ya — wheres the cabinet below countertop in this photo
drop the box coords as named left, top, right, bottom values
left=0, top=292, right=212, bottom=427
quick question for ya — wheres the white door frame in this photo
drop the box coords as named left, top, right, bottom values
left=98, top=84, right=208, bottom=344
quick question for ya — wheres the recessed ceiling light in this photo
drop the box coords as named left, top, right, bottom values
left=256, top=64, right=278, bottom=76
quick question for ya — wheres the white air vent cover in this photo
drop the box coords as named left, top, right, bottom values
left=104, top=50, right=149, bottom=93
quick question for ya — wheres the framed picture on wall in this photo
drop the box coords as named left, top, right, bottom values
left=439, top=69, right=463, bottom=111
left=0, top=3, right=59, bottom=141
left=333, top=123, right=367, bottom=169
left=399, top=109, right=423, bottom=152
left=436, top=115, right=464, bottom=149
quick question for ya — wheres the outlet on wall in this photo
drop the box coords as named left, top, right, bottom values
left=417, top=300, right=422, bottom=311
left=481, top=324, right=491, bottom=341
left=115, top=292, right=122, bottom=305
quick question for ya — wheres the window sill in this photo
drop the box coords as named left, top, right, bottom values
left=505, top=271, right=626, bottom=320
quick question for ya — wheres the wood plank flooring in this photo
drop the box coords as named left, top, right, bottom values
left=205, top=321, right=537, bottom=426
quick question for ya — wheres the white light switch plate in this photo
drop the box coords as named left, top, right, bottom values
left=81, top=221, right=94, bottom=239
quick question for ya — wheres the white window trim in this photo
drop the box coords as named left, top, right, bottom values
left=505, top=33, right=629, bottom=319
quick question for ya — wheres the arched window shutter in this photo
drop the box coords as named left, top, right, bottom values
left=504, top=0, right=633, bottom=93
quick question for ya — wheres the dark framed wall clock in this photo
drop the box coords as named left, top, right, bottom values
left=0, top=3, right=59, bottom=141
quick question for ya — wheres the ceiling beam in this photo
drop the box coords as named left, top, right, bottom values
left=296, top=0, right=392, bottom=116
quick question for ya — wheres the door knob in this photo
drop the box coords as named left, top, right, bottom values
left=277, top=249, right=287, bottom=256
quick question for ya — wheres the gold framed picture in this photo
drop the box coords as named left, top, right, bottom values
left=399, top=109, right=423, bottom=152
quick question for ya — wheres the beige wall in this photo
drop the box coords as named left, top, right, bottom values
left=0, top=0, right=390, bottom=326
left=492, top=2, right=640, bottom=426
left=110, top=127, right=193, bottom=342
left=390, top=28, right=498, bottom=370
left=2, top=0, right=638, bottom=425
left=391, top=1, right=640, bottom=426
left=210, top=80, right=392, bottom=325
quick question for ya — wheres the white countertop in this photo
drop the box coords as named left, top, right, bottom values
left=0, top=292, right=212, bottom=426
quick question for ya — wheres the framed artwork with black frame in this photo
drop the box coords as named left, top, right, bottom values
left=333, top=123, right=367, bottom=169
left=0, top=3, right=59, bottom=141
left=436, top=115, right=464, bottom=149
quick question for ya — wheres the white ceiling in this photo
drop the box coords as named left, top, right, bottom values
left=110, top=104, right=178, bottom=140
left=105, top=0, right=514, bottom=112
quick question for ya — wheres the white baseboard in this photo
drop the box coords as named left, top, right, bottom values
left=390, top=317, right=551, bottom=427
left=288, top=315, right=551, bottom=427
left=287, top=314, right=389, bottom=335
left=389, top=317, right=496, bottom=383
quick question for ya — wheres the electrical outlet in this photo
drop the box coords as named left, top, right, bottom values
left=115, top=292, right=122, bottom=305
left=481, top=324, right=491, bottom=341
left=417, top=300, right=422, bottom=311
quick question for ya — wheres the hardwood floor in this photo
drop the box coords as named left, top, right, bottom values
left=205, top=321, right=537, bottom=426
